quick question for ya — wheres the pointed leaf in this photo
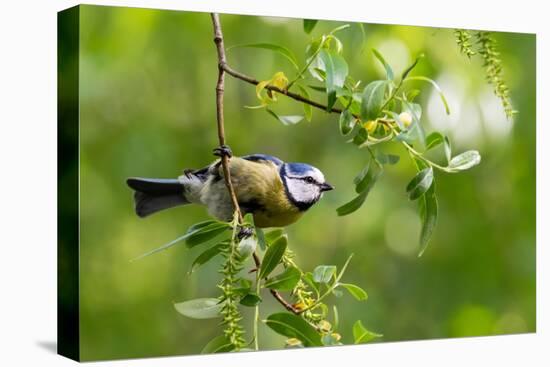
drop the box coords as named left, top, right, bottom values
left=266, top=108, right=304, bottom=125
left=265, top=229, right=285, bottom=244
left=265, top=313, right=323, bottom=347
left=189, top=243, right=225, bottom=274
left=174, top=298, right=222, bottom=319
left=185, top=223, right=230, bottom=248
left=352, top=127, right=368, bottom=146
left=240, top=293, right=262, bottom=307
left=405, top=76, right=450, bottom=114
left=259, top=235, right=287, bottom=278
left=303, top=19, right=318, bottom=34
left=264, top=266, right=301, bottom=291
left=131, top=220, right=228, bottom=260
left=414, top=159, right=438, bottom=257
left=426, top=132, right=445, bottom=150
left=319, top=49, right=349, bottom=111
left=448, top=150, right=481, bottom=171
left=353, top=320, right=382, bottom=344
left=372, top=48, right=394, bottom=80
left=256, top=228, right=267, bottom=251
left=361, top=80, right=388, bottom=121
left=401, top=53, right=424, bottom=81
left=340, top=283, right=368, bottom=301
left=312, top=265, right=337, bottom=283
left=406, top=167, right=434, bottom=201
left=297, top=85, right=313, bottom=122
left=339, top=109, right=355, bottom=135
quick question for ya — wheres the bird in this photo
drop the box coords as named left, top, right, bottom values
left=126, top=151, right=334, bottom=228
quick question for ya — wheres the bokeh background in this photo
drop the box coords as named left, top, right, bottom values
left=75, top=5, right=535, bottom=360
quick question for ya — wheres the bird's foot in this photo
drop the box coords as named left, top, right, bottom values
left=248, top=267, right=258, bottom=274
left=237, top=226, right=254, bottom=240
left=213, top=144, right=233, bottom=159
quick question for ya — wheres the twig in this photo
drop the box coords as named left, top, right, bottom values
left=221, top=63, right=346, bottom=115
left=211, top=13, right=243, bottom=223
left=210, top=13, right=300, bottom=315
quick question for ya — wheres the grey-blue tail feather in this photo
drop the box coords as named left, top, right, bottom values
left=126, top=177, right=189, bottom=217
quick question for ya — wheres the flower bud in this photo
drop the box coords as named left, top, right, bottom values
left=363, top=120, right=378, bottom=133
left=237, top=236, right=257, bottom=258
left=399, top=111, right=413, bottom=127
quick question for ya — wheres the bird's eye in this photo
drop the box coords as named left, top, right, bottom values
left=305, top=176, right=315, bottom=183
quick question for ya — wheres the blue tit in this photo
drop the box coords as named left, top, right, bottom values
left=126, top=154, right=334, bottom=228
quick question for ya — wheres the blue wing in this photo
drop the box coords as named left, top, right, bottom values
left=242, top=154, right=284, bottom=167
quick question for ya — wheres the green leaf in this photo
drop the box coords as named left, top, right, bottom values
left=266, top=109, right=304, bottom=125
left=131, top=220, right=228, bottom=260
left=297, top=85, right=313, bottom=122
left=356, top=160, right=382, bottom=194
left=312, top=265, right=337, bottom=283
left=265, top=313, right=323, bottom=347
left=174, top=298, right=222, bottom=319
left=361, top=80, right=388, bottom=121
left=333, top=305, right=340, bottom=331
left=444, top=136, right=452, bottom=163
left=448, top=150, right=481, bottom=171
left=329, top=24, right=351, bottom=35
left=401, top=100, right=426, bottom=148
left=372, top=48, right=394, bottom=80
left=259, top=235, right=287, bottom=278
left=426, top=132, right=445, bottom=150
left=307, top=85, right=326, bottom=92
left=337, top=164, right=381, bottom=216
left=353, top=320, right=382, bottom=344
left=405, top=76, right=450, bottom=114
left=201, top=335, right=234, bottom=354
left=377, top=153, right=400, bottom=165
left=414, top=159, right=438, bottom=257
left=303, top=19, right=318, bottom=34
left=265, top=229, right=285, bottom=244
left=406, top=167, right=434, bottom=200
left=185, top=222, right=230, bottom=248
left=233, top=279, right=253, bottom=297
left=340, top=283, right=368, bottom=301
left=228, top=43, right=299, bottom=70
left=264, top=266, right=301, bottom=291
left=426, top=132, right=452, bottom=163
left=400, top=53, right=424, bottom=81
left=318, top=49, right=349, bottom=111
left=256, top=228, right=267, bottom=251
left=189, top=243, right=224, bottom=274
left=352, top=127, right=368, bottom=146
left=339, top=109, right=355, bottom=136
left=240, top=293, right=262, bottom=307
left=243, top=212, right=255, bottom=225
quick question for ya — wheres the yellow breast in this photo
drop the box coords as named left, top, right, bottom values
left=224, top=157, right=303, bottom=228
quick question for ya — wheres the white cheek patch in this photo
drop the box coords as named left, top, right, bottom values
left=286, top=178, right=320, bottom=204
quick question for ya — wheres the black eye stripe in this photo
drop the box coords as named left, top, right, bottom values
left=287, top=175, right=319, bottom=185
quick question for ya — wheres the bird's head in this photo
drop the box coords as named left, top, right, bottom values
left=281, top=162, right=334, bottom=211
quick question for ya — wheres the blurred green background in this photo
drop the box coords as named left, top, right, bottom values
left=75, top=5, right=535, bottom=361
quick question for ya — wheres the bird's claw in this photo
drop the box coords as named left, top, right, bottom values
left=238, top=226, right=254, bottom=240
left=213, top=144, right=233, bottom=159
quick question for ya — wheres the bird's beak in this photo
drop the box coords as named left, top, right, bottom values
left=320, top=182, right=334, bottom=192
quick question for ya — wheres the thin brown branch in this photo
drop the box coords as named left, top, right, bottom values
left=221, top=63, right=345, bottom=115
left=210, top=13, right=300, bottom=315
left=211, top=13, right=243, bottom=223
